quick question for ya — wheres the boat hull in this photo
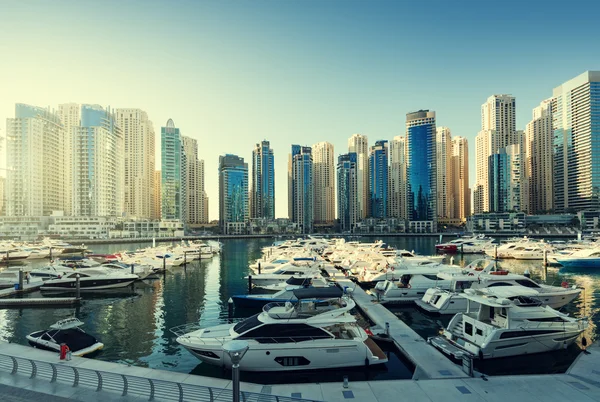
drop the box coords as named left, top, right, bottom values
left=41, top=277, right=136, bottom=291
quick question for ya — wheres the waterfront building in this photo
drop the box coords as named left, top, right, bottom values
left=0, top=216, right=45, bottom=239
left=406, top=110, right=437, bottom=232
left=251, top=140, right=275, bottom=220
left=182, top=136, right=208, bottom=224
left=348, top=134, right=369, bottom=219
left=247, top=218, right=299, bottom=235
left=436, top=127, right=452, bottom=219
left=450, top=136, right=470, bottom=221
left=219, top=154, right=248, bottom=234
left=369, top=140, right=389, bottom=219
left=73, top=105, right=124, bottom=217
left=115, top=109, right=156, bottom=219
left=552, top=71, right=600, bottom=212
left=6, top=104, right=70, bottom=217
left=0, top=176, right=4, bottom=215
left=488, top=144, right=522, bottom=213
left=57, top=103, right=80, bottom=216
left=467, top=212, right=525, bottom=232
left=152, top=170, right=161, bottom=220
left=47, top=215, right=116, bottom=239
left=161, top=119, right=184, bottom=221
left=110, top=219, right=185, bottom=238
left=312, top=141, right=335, bottom=224
left=289, top=145, right=313, bottom=233
left=525, top=99, right=554, bottom=214
left=337, top=152, right=358, bottom=232
left=389, top=136, right=407, bottom=220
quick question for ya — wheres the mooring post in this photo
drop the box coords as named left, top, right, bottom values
left=228, top=298, right=234, bottom=321
left=461, top=244, right=464, bottom=254
left=130, top=264, right=134, bottom=275
left=18, top=269, right=24, bottom=291
left=494, top=245, right=498, bottom=260
left=543, top=249, right=548, bottom=267
left=258, top=262, right=261, bottom=275
left=248, top=275, right=252, bottom=294
left=49, top=247, right=52, bottom=260
left=75, top=274, right=81, bottom=299
left=81, top=244, right=85, bottom=257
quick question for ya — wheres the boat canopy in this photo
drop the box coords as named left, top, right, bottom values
left=285, top=277, right=312, bottom=286
left=292, top=286, right=342, bottom=300
left=50, top=318, right=85, bottom=330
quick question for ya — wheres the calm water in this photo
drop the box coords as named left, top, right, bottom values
left=0, top=236, right=598, bottom=381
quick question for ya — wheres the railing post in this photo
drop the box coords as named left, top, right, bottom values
left=96, top=371, right=102, bottom=391
left=10, top=356, right=17, bottom=374
left=72, top=367, right=80, bottom=387
left=122, top=375, right=128, bottom=396
left=29, top=360, right=37, bottom=379
left=177, top=382, right=183, bottom=402
left=50, top=363, right=57, bottom=382
left=148, top=378, right=155, bottom=400
left=208, top=387, right=213, bottom=402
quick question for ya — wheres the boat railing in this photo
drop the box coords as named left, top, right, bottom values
left=239, top=335, right=333, bottom=344
left=0, top=351, right=319, bottom=402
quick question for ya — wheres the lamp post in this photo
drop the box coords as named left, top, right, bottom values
left=223, top=340, right=249, bottom=402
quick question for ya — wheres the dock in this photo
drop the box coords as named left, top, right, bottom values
left=0, top=297, right=80, bottom=308
left=0, top=283, right=43, bottom=298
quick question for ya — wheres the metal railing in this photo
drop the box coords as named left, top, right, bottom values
left=0, top=352, right=319, bottom=402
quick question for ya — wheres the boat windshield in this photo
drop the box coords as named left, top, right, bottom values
left=233, top=314, right=262, bottom=334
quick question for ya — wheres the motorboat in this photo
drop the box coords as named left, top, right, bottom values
left=429, top=288, right=588, bottom=359
left=0, top=248, right=31, bottom=261
left=172, top=287, right=387, bottom=371
left=101, top=262, right=155, bottom=280
left=416, top=266, right=581, bottom=315
left=510, top=245, right=550, bottom=260
left=231, top=284, right=340, bottom=309
left=436, top=235, right=494, bottom=254
left=246, top=266, right=324, bottom=287
left=555, top=248, right=600, bottom=270
left=26, top=318, right=104, bottom=356
left=29, top=264, right=74, bottom=280
left=40, top=268, right=138, bottom=291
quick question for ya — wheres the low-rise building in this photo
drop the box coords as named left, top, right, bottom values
left=355, top=218, right=407, bottom=233
left=48, top=216, right=116, bottom=239
left=109, top=219, right=185, bottom=239
left=247, top=218, right=300, bottom=235
left=467, top=212, right=526, bottom=232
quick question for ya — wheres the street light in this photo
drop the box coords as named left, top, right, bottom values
left=223, top=340, right=249, bottom=402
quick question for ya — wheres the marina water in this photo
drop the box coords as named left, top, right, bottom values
left=0, top=237, right=596, bottom=382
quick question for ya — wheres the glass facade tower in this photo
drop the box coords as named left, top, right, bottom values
left=369, top=140, right=389, bottom=218
left=289, top=145, right=313, bottom=233
left=337, top=152, right=358, bottom=231
left=406, top=110, right=437, bottom=224
left=219, top=154, right=249, bottom=234
left=161, top=119, right=184, bottom=220
left=251, top=140, right=275, bottom=219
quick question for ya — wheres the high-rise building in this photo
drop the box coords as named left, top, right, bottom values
left=0, top=177, right=5, bottom=216
left=369, top=140, right=388, bottom=219
left=182, top=136, right=208, bottom=224
left=474, top=95, right=519, bottom=213
left=115, top=109, right=155, bottom=219
left=57, top=103, right=80, bottom=216
left=488, top=144, right=522, bottom=213
left=406, top=110, right=437, bottom=228
left=348, top=134, right=369, bottom=219
left=152, top=170, right=161, bottom=220
left=219, top=154, right=248, bottom=234
left=312, top=141, right=335, bottom=224
left=389, top=136, right=407, bottom=219
left=552, top=71, right=600, bottom=212
left=289, top=145, right=313, bottom=233
left=6, top=104, right=69, bottom=216
left=337, top=153, right=358, bottom=232
left=525, top=99, right=554, bottom=214
left=450, top=136, right=470, bottom=221
left=436, top=127, right=452, bottom=219
left=161, top=119, right=184, bottom=221
left=73, top=105, right=124, bottom=216
left=251, top=140, right=275, bottom=220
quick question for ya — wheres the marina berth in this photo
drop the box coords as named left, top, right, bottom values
left=173, top=287, right=388, bottom=371
left=27, top=318, right=104, bottom=357
left=429, top=288, right=588, bottom=360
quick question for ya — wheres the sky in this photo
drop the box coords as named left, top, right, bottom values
left=1, top=0, right=599, bottom=220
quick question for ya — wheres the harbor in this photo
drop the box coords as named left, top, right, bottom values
left=0, top=235, right=598, bottom=400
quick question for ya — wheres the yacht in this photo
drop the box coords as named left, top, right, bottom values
left=27, top=318, right=104, bottom=357
left=435, top=235, right=494, bottom=254
left=172, top=287, right=387, bottom=371
left=555, top=248, right=600, bottom=270
left=510, top=245, right=550, bottom=260
left=416, top=266, right=581, bottom=315
left=246, top=266, right=324, bottom=287
left=40, top=268, right=138, bottom=291
left=231, top=284, right=338, bottom=308
left=29, top=264, right=74, bottom=280
left=429, top=288, right=588, bottom=359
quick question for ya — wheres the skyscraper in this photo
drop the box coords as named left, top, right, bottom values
left=161, top=119, right=184, bottom=220
left=6, top=104, right=69, bottom=216
left=289, top=145, right=313, bottom=233
left=182, top=136, right=208, bottom=224
left=389, top=136, right=407, bottom=219
left=337, top=153, right=358, bottom=232
left=488, top=144, right=522, bottom=212
left=72, top=105, right=124, bottom=217
left=0, top=177, right=5, bottom=216
left=312, top=141, right=335, bottom=224
left=436, top=127, right=452, bottom=219
left=525, top=99, right=554, bottom=214
left=369, top=140, right=389, bottom=219
left=153, top=170, right=161, bottom=220
left=57, top=103, right=80, bottom=216
left=115, top=109, right=155, bottom=219
left=406, top=110, right=437, bottom=230
left=450, top=136, right=470, bottom=220
left=219, top=154, right=248, bottom=234
left=348, top=134, right=369, bottom=219
left=552, top=71, right=600, bottom=212
left=251, top=140, right=275, bottom=220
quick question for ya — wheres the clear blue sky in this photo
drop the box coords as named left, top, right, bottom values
left=1, top=0, right=599, bottom=219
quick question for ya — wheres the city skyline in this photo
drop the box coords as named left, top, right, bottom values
left=1, top=1, right=600, bottom=220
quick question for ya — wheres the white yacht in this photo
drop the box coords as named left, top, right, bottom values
left=429, top=288, right=588, bottom=360
left=172, top=287, right=387, bottom=371
left=40, top=268, right=138, bottom=291
left=246, top=266, right=324, bottom=287
left=372, top=268, right=456, bottom=305
left=416, top=267, right=581, bottom=315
